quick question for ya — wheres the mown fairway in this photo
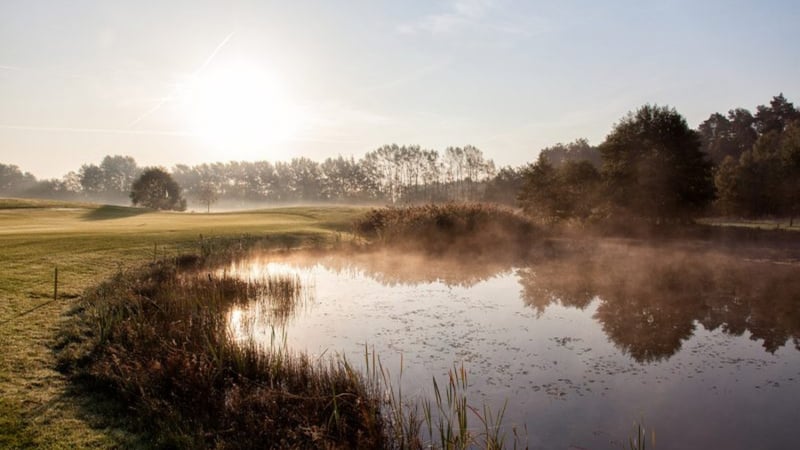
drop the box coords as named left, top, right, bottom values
left=0, top=198, right=363, bottom=449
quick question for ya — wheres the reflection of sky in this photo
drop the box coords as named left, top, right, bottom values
left=225, top=253, right=800, bottom=450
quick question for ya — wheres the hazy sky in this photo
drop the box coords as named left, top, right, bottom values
left=1, top=0, right=798, bottom=179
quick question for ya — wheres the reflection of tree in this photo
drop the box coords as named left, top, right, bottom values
left=517, top=244, right=800, bottom=362
left=700, top=267, right=800, bottom=353
left=593, top=260, right=709, bottom=362
left=516, top=260, right=596, bottom=315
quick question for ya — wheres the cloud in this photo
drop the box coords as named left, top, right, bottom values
left=397, top=0, right=493, bottom=35
left=396, top=0, right=531, bottom=37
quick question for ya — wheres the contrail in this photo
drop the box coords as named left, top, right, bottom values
left=127, top=31, right=236, bottom=128
left=0, top=124, right=193, bottom=137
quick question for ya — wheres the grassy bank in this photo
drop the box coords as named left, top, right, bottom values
left=57, top=261, right=386, bottom=449
left=0, top=198, right=363, bottom=448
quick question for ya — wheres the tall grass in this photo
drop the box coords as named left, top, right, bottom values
left=373, top=351, right=518, bottom=450
left=58, top=260, right=385, bottom=449
left=353, top=203, right=541, bottom=257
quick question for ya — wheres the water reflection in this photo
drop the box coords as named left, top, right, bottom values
left=515, top=244, right=800, bottom=361
left=225, top=242, right=800, bottom=363
left=217, top=241, right=800, bottom=450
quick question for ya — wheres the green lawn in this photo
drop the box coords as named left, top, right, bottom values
left=0, top=198, right=364, bottom=449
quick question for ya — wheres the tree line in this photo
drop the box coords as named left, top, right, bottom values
left=0, top=146, right=500, bottom=209
left=1, top=93, right=797, bottom=220
left=518, top=94, right=800, bottom=224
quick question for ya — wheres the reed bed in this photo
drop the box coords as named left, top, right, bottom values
left=58, top=261, right=385, bottom=449
left=353, top=203, right=541, bottom=256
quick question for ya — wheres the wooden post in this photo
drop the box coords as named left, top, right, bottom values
left=153, top=243, right=157, bottom=263
left=54, top=266, right=58, bottom=301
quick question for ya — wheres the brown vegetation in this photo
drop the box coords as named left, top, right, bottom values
left=353, top=203, right=541, bottom=257
left=57, top=261, right=385, bottom=449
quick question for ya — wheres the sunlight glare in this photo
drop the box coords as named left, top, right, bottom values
left=182, top=62, right=303, bottom=157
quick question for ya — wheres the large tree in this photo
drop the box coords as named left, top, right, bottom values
left=600, top=104, right=714, bottom=222
left=130, top=168, right=186, bottom=211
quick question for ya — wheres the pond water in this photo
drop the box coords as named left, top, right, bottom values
left=220, top=241, right=800, bottom=450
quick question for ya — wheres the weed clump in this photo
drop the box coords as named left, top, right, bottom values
left=353, top=203, right=541, bottom=256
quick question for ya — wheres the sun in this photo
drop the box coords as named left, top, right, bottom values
left=182, top=62, right=303, bottom=158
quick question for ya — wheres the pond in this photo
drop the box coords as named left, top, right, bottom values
left=219, top=240, right=800, bottom=450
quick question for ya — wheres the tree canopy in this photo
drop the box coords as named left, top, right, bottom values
left=600, top=104, right=714, bottom=221
left=518, top=157, right=601, bottom=223
left=130, top=168, right=187, bottom=211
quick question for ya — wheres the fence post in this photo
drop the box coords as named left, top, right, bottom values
left=54, top=266, right=58, bottom=301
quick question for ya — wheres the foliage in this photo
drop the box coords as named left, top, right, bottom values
left=754, top=93, right=800, bottom=135
left=130, top=168, right=187, bottom=211
left=698, top=108, right=757, bottom=164
left=0, top=163, right=37, bottom=195
left=518, top=157, right=601, bottom=223
left=483, top=166, right=526, bottom=205
left=600, top=104, right=714, bottom=222
left=714, top=119, right=800, bottom=222
left=538, top=138, right=601, bottom=168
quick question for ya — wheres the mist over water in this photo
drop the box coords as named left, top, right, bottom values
left=221, top=241, right=800, bottom=450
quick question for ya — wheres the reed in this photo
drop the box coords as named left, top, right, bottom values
left=59, top=259, right=385, bottom=449
left=353, top=203, right=541, bottom=257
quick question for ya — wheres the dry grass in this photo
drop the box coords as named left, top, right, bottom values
left=57, top=261, right=386, bottom=449
left=353, top=203, right=541, bottom=257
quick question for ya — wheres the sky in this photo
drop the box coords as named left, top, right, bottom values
left=1, top=0, right=799, bottom=179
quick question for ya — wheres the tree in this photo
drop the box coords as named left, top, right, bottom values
left=754, top=93, right=800, bottom=135
left=78, top=164, right=104, bottom=195
left=484, top=166, right=525, bottom=205
left=0, top=164, right=37, bottom=194
left=130, top=168, right=186, bottom=211
left=539, top=138, right=602, bottom=168
left=713, top=125, right=798, bottom=219
left=600, top=104, right=714, bottom=222
left=779, top=121, right=800, bottom=225
left=99, top=155, right=138, bottom=195
left=518, top=156, right=601, bottom=222
left=698, top=109, right=757, bottom=164
left=518, top=157, right=559, bottom=222
left=196, top=181, right=219, bottom=213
